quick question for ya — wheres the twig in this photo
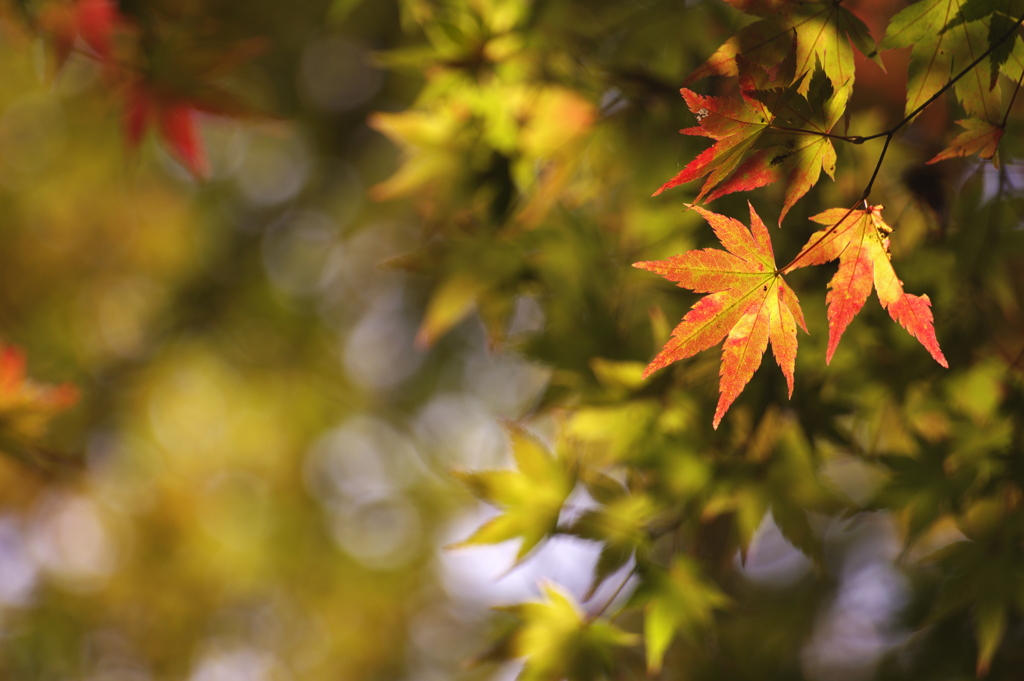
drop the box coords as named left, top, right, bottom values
left=586, top=565, right=637, bottom=622
left=778, top=10, right=1024, bottom=274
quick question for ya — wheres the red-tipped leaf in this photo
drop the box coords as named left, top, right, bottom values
left=634, top=203, right=806, bottom=428
left=786, top=205, right=947, bottom=367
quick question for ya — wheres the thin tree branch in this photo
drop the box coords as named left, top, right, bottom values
left=1002, top=61, right=1024, bottom=128
left=778, top=11, right=1024, bottom=274
left=767, top=124, right=863, bottom=142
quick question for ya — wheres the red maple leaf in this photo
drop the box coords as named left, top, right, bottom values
left=653, top=88, right=773, bottom=204
left=656, top=59, right=845, bottom=224
left=122, top=39, right=269, bottom=179
left=634, top=203, right=806, bottom=428
left=39, top=0, right=123, bottom=69
left=783, top=205, right=947, bottom=366
left=125, top=83, right=209, bottom=178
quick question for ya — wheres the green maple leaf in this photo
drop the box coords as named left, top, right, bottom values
left=881, top=0, right=1001, bottom=121
left=570, top=493, right=659, bottom=599
left=925, top=500, right=1024, bottom=676
left=687, top=0, right=880, bottom=96
left=450, top=424, right=574, bottom=562
left=955, top=0, right=1024, bottom=86
left=497, top=583, right=639, bottom=681
left=629, top=557, right=729, bottom=674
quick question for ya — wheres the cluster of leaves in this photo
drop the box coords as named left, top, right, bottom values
left=638, top=0, right=1024, bottom=429
left=638, top=200, right=946, bottom=430
left=370, top=0, right=1024, bottom=679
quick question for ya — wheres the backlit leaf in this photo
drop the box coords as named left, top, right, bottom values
left=0, top=345, right=78, bottom=440
left=499, top=583, right=639, bottom=681
left=450, top=424, right=574, bottom=562
left=126, top=84, right=210, bottom=178
left=881, top=0, right=1000, bottom=121
left=634, top=203, right=806, bottom=428
left=659, top=59, right=844, bottom=223
left=688, top=0, right=880, bottom=91
left=785, top=205, right=948, bottom=367
left=928, top=117, right=1004, bottom=164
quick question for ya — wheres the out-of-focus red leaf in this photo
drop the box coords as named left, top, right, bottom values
left=158, top=103, right=209, bottom=178
left=38, top=0, right=124, bottom=70
left=0, top=345, right=78, bottom=442
left=125, top=84, right=209, bottom=178
left=75, top=0, right=116, bottom=59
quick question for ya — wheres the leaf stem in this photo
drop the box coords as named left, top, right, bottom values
left=585, top=565, right=637, bottom=623
left=767, top=124, right=864, bottom=142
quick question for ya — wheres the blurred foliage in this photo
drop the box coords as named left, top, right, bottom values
left=0, top=0, right=1020, bottom=680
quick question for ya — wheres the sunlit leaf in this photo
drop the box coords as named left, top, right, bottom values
left=450, top=424, right=574, bottom=562
left=881, top=0, right=1000, bottom=121
left=660, top=58, right=845, bottom=223
left=635, top=203, right=806, bottom=428
left=498, top=583, right=639, bottom=681
left=785, top=204, right=947, bottom=367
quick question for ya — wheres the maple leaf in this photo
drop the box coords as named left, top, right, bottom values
left=123, top=39, right=268, bottom=179
left=634, top=203, right=806, bottom=429
left=629, top=557, right=729, bottom=674
left=654, top=59, right=791, bottom=203
left=0, top=345, right=78, bottom=450
left=687, top=0, right=880, bottom=95
left=954, top=0, right=1024, bottom=86
left=928, top=117, right=1004, bottom=164
left=658, top=59, right=845, bottom=224
left=880, top=0, right=1001, bottom=121
left=126, top=83, right=210, bottom=178
left=39, top=0, right=123, bottom=69
left=707, top=64, right=847, bottom=224
left=449, top=424, right=574, bottom=562
left=491, top=583, right=638, bottom=681
left=784, top=205, right=948, bottom=367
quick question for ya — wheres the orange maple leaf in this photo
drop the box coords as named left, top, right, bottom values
left=634, top=203, right=806, bottom=428
left=784, top=205, right=948, bottom=367
left=928, top=118, right=1004, bottom=165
